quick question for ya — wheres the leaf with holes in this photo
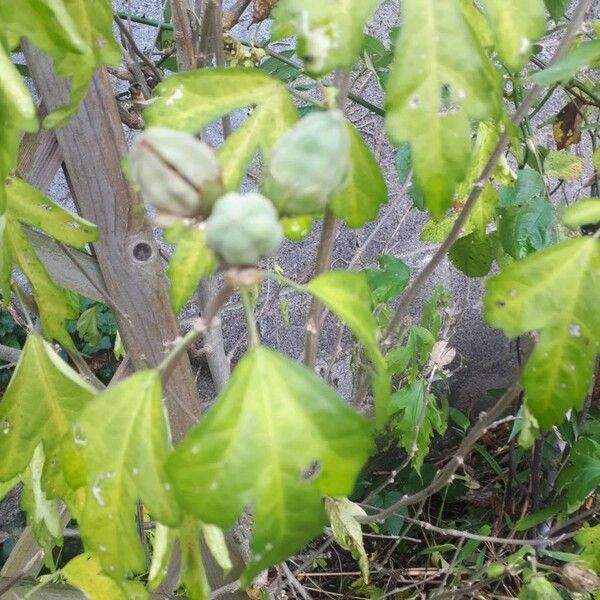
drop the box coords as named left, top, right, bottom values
left=0, top=178, right=98, bottom=346
left=0, top=334, right=96, bottom=482
left=0, top=0, right=120, bottom=127
left=145, top=69, right=298, bottom=191
left=385, top=0, right=500, bottom=216
left=330, top=122, right=388, bottom=229
left=167, top=346, right=373, bottom=586
left=165, top=223, right=217, bottom=314
left=484, top=238, right=600, bottom=428
left=480, top=0, right=546, bottom=72
left=63, top=370, right=180, bottom=580
left=272, top=0, right=381, bottom=76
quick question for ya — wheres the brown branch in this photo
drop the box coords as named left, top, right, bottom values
left=358, top=383, right=522, bottom=523
left=171, top=0, right=197, bottom=71
left=222, top=0, right=252, bottom=30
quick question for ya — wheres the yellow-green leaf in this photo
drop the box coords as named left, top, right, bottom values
left=165, top=223, right=216, bottom=314
left=325, top=497, right=369, bottom=583
left=0, top=334, right=96, bottom=482
left=0, top=44, right=38, bottom=211
left=272, top=0, right=381, bottom=77
left=145, top=69, right=298, bottom=191
left=64, top=371, right=180, bottom=580
left=544, top=150, right=585, bottom=180
left=481, top=0, right=547, bottom=72
left=167, top=346, right=373, bottom=586
left=0, top=0, right=120, bottom=127
left=562, top=198, right=600, bottom=229
left=385, top=0, right=500, bottom=216
left=63, top=553, right=147, bottom=600
left=484, top=238, right=600, bottom=427
left=330, top=122, right=388, bottom=229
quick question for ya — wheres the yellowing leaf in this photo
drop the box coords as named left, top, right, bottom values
left=481, top=0, right=547, bottom=72
left=165, top=223, right=216, bottom=314
left=544, top=150, right=585, bottom=180
left=145, top=69, right=298, bottom=191
left=64, top=371, right=180, bottom=580
left=0, top=0, right=120, bottom=127
left=202, top=523, right=233, bottom=575
left=485, top=238, right=600, bottom=427
left=272, top=0, right=381, bottom=76
left=63, top=553, right=146, bottom=600
left=20, top=444, right=63, bottom=560
left=167, top=346, right=373, bottom=586
left=0, top=44, right=37, bottom=211
left=0, top=334, right=96, bottom=482
left=148, top=523, right=177, bottom=591
left=385, top=0, right=500, bottom=216
left=325, top=497, right=369, bottom=583
left=1, top=178, right=98, bottom=346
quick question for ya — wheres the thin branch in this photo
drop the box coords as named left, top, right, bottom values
left=0, top=343, right=21, bottom=364
left=223, top=0, right=252, bottom=30
left=358, top=383, right=522, bottom=523
left=378, top=513, right=576, bottom=547
left=303, top=210, right=340, bottom=368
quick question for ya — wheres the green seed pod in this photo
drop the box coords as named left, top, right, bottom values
left=129, top=127, right=223, bottom=218
left=205, top=192, right=283, bottom=265
left=263, top=110, right=350, bottom=217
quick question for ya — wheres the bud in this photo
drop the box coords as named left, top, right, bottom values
left=205, top=192, right=283, bottom=266
left=129, top=127, right=223, bottom=217
left=263, top=110, right=350, bottom=217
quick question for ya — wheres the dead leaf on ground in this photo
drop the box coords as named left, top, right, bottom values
left=253, top=0, right=278, bottom=22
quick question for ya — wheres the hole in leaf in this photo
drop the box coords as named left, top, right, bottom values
left=302, top=459, right=321, bottom=481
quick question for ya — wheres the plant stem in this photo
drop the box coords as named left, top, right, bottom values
left=264, top=48, right=385, bottom=117
left=116, top=11, right=173, bottom=29
left=240, top=288, right=259, bottom=347
left=170, top=0, right=197, bottom=71
left=158, top=283, right=234, bottom=381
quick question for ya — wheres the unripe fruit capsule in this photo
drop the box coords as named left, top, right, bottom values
left=129, top=127, right=224, bottom=218
left=205, top=192, right=283, bottom=266
left=264, top=110, right=350, bottom=217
